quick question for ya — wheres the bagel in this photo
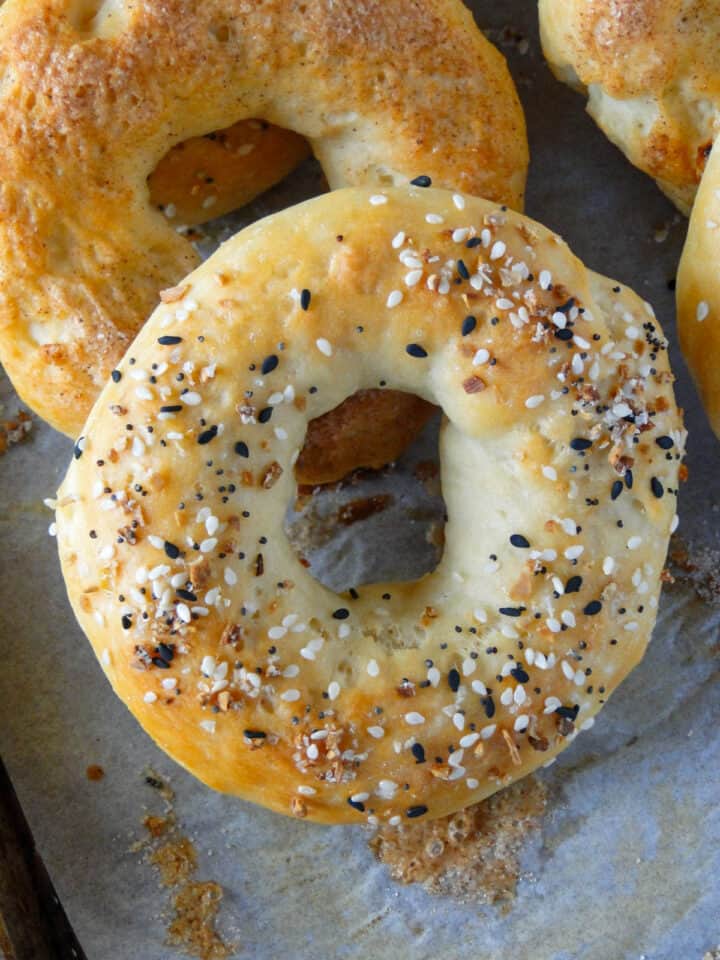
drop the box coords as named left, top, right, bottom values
left=0, top=0, right=527, bottom=488
left=676, top=138, right=720, bottom=437
left=539, top=0, right=720, bottom=213
left=55, top=187, right=684, bottom=825
left=148, top=119, right=311, bottom=228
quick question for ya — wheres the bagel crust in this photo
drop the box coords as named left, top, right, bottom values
left=0, top=0, right=527, bottom=441
left=56, top=188, right=684, bottom=825
left=677, top=138, right=720, bottom=436
left=539, top=0, right=720, bottom=213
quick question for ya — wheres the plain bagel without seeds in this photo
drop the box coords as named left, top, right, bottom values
left=0, top=0, right=527, bottom=485
left=55, top=187, right=684, bottom=826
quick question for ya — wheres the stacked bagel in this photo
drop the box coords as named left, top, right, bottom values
left=0, top=1, right=687, bottom=826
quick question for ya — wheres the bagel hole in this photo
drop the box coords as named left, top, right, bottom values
left=148, top=119, right=319, bottom=243
left=284, top=391, right=446, bottom=593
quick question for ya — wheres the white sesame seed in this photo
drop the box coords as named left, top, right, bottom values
left=282, top=664, right=300, bottom=678
left=525, top=394, right=545, bottom=409
left=561, top=610, right=576, bottom=628
left=404, top=712, right=425, bottom=725
left=603, top=557, right=615, bottom=575
left=473, top=348, right=490, bottom=366
left=580, top=717, right=595, bottom=731
left=426, top=213, right=444, bottom=224
left=143, top=691, right=157, bottom=703
left=452, top=712, right=465, bottom=731
left=369, top=194, right=387, bottom=205
left=427, top=667, right=440, bottom=686
left=452, top=193, right=466, bottom=210
left=613, top=402, right=633, bottom=419
left=514, top=715, right=529, bottom=732
left=328, top=681, right=340, bottom=701
left=182, top=391, right=202, bottom=406
left=392, top=231, right=406, bottom=249
left=552, top=311, right=567, bottom=329
left=490, top=241, right=506, bottom=260
left=316, top=338, right=333, bottom=357
left=367, top=659, right=380, bottom=677
left=224, top=568, right=237, bottom=586
left=351, top=792, right=369, bottom=803
left=405, top=269, right=423, bottom=287
left=176, top=603, right=191, bottom=624
left=268, top=626, right=287, bottom=640
left=671, top=514, right=679, bottom=533
left=627, top=536, right=642, bottom=550
left=206, top=515, right=219, bottom=536
left=460, top=732, right=480, bottom=748
left=462, top=658, right=476, bottom=676
left=561, top=660, right=575, bottom=680
left=542, top=465, right=558, bottom=481
left=280, top=689, right=301, bottom=702
left=697, top=301, right=710, bottom=322
left=480, top=724, right=496, bottom=739
left=539, top=270, right=552, bottom=290
left=297, top=785, right=316, bottom=796
left=624, top=621, right=639, bottom=632
left=386, top=290, right=403, bottom=309
left=367, top=726, right=385, bottom=739
left=547, top=618, right=561, bottom=633
left=199, top=719, right=216, bottom=733
left=162, top=677, right=177, bottom=690
left=564, top=545, right=584, bottom=560
left=496, top=298, right=514, bottom=311
left=200, top=537, right=217, bottom=554
left=471, top=679, right=487, bottom=696
left=452, top=227, right=470, bottom=242
left=561, top=518, right=577, bottom=536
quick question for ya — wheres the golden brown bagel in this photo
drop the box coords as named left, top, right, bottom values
left=148, top=119, right=311, bottom=227
left=539, top=0, right=720, bottom=213
left=677, top=137, right=720, bottom=436
left=56, top=187, right=684, bottom=825
left=0, top=0, right=528, bottom=485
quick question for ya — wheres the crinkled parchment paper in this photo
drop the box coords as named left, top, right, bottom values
left=1, top=4, right=719, bottom=958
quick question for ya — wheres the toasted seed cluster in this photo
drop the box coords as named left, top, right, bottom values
left=55, top=187, right=684, bottom=825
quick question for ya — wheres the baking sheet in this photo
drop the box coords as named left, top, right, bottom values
left=1, top=3, right=719, bottom=958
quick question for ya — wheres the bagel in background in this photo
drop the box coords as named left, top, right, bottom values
left=677, top=137, right=720, bottom=437
left=539, top=0, right=720, bottom=214
left=0, top=0, right=528, bottom=484
left=56, top=187, right=684, bottom=825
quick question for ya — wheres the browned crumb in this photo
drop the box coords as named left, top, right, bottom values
left=0, top=409, right=32, bottom=454
left=369, top=777, right=547, bottom=903
left=668, top=535, right=720, bottom=606
left=143, top=813, right=173, bottom=839
left=86, top=764, right=105, bottom=781
left=151, top=836, right=198, bottom=887
left=703, top=948, right=720, bottom=960
left=166, top=882, right=234, bottom=960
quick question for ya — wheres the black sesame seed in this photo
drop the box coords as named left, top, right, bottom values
left=651, top=477, right=664, bottom=498
left=410, top=175, right=432, bottom=187
left=406, top=805, right=429, bottom=819
left=121, top=614, right=132, bottom=629
left=482, top=695, right=496, bottom=718
left=347, top=797, right=365, bottom=812
left=448, top=668, right=460, bottom=692
left=406, top=343, right=428, bottom=359
left=157, top=335, right=183, bottom=345
left=510, top=534, right=530, bottom=548
left=555, top=328, right=573, bottom=341
left=198, top=425, right=218, bottom=445
left=73, top=438, right=85, bottom=460
left=176, top=588, right=197, bottom=602
left=111, top=370, right=122, bottom=383
left=555, top=704, right=579, bottom=721
left=570, top=438, right=592, bottom=451
left=152, top=657, right=170, bottom=669
left=466, top=237, right=482, bottom=248
left=510, top=666, right=530, bottom=683
left=565, top=575, right=582, bottom=594
left=235, top=441, right=249, bottom=457
left=583, top=600, right=602, bottom=616
left=261, top=355, right=279, bottom=375
left=300, top=288, right=311, bottom=311
left=625, top=469, right=634, bottom=490
left=160, top=404, right=183, bottom=413
left=457, top=259, right=470, bottom=280
left=462, top=315, right=477, bottom=336
left=611, top=480, right=623, bottom=501
left=164, top=541, right=180, bottom=560
left=499, top=606, right=525, bottom=617
left=332, top=608, right=350, bottom=620
left=656, top=436, right=674, bottom=450
left=411, top=743, right=426, bottom=764
left=158, top=643, right=174, bottom=661
left=243, top=730, right=267, bottom=739
left=258, top=407, right=273, bottom=423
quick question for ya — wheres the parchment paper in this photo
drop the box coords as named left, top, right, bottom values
left=1, top=4, right=719, bottom=958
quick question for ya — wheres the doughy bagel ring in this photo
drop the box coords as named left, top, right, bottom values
left=0, top=0, right=527, bottom=469
left=677, top=137, right=720, bottom=437
left=148, top=119, right=311, bottom=227
left=539, top=0, right=720, bottom=213
left=56, top=187, right=684, bottom=825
